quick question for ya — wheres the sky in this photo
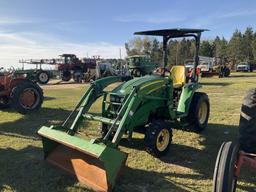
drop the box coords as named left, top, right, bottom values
left=0, top=0, right=256, bottom=68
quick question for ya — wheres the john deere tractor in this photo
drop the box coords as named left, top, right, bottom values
left=38, top=28, right=210, bottom=192
left=127, top=55, right=156, bottom=77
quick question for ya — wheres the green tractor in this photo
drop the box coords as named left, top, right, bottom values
left=38, top=28, right=210, bottom=192
left=14, top=69, right=53, bottom=84
left=127, top=55, right=156, bottom=77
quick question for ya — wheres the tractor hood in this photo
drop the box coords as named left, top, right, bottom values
left=112, top=75, right=167, bottom=95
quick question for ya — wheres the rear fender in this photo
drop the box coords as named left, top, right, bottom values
left=176, top=83, right=201, bottom=116
left=9, top=78, right=28, bottom=90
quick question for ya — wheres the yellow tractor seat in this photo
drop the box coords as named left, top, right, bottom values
left=170, top=65, right=186, bottom=88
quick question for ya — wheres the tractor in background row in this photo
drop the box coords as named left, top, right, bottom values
left=185, top=56, right=231, bottom=78
left=127, top=55, right=156, bottom=77
left=0, top=67, right=43, bottom=114
left=18, top=59, right=54, bottom=84
left=20, top=54, right=97, bottom=83
left=56, top=54, right=97, bottom=82
left=15, top=69, right=53, bottom=85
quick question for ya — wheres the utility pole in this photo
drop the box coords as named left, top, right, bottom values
left=119, top=48, right=122, bottom=59
left=119, top=48, right=122, bottom=71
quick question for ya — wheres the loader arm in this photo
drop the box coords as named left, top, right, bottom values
left=62, top=76, right=122, bottom=134
left=109, top=87, right=142, bottom=145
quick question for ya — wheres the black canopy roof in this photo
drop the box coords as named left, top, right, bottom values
left=134, top=28, right=208, bottom=38
left=60, top=54, right=76, bottom=57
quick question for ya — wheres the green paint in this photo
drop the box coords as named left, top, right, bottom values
left=38, top=72, right=206, bottom=190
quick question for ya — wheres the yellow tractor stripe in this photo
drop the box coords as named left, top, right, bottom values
left=140, top=80, right=165, bottom=90
left=146, top=85, right=166, bottom=94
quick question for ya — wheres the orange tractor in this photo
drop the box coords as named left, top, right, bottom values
left=0, top=67, right=43, bottom=114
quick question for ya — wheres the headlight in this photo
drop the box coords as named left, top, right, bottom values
left=110, top=96, right=116, bottom=102
left=110, top=96, right=124, bottom=103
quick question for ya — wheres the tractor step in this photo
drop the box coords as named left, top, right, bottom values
left=82, top=113, right=120, bottom=125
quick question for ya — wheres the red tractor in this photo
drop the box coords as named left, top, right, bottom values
left=0, top=67, right=43, bottom=114
left=56, top=54, right=97, bottom=82
left=213, top=89, right=256, bottom=192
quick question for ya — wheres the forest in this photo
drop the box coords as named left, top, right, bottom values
left=125, top=27, right=256, bottom=66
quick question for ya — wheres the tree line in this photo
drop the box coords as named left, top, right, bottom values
left=125, top=27, right=256, bottom=67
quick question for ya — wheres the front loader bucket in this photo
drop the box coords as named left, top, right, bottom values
left=38, top=126, right=127, bottom=192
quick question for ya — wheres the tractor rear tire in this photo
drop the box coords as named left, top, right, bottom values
left=184, top=92, right=210, bottom=132
left=36, top=70, right=50, bottom=84
left=224, top=68, right=231, bottom=77
left=61, top=71, right=72, bottom=81
left=212, top=141, right=239, bottom=192
left=144, top=120, right=172, bottom=157
left=11, top=80, right=43, bottom=114
left=239, top=88, right=256, bottom=153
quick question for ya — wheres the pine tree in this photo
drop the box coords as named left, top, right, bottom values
left=228, top=30, right=243, bottom=65
left=242, top=27, right=254, bottom=61
left=151, top=38, right=162, bottom=67
left=200, top=40, right=214, bottom=57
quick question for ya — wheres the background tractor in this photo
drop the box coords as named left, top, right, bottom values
left=38, top=28, right=210, bottom=192
left=0, top=67, right=43, bottom=114
left=213, top=89, right=256, bottom=192
left=14, top=69, right=53, bottom=85
left=56, top=54, right=97, bottom=82
left=185, top=56, right=231, bottom=78
left=21, top=54, right=98, bottom=83
left=127, top=55, right=156, bottom=77
left=19, top=59, right=54, bottom=84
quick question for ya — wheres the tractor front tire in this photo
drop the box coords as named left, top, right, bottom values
left=36, top=70, right=50, bottom=84
left=239, top=88, right=256, bottom=153
left=100, top=123, right=116, bottom=140
left=73, top=70, right=83, bottom=83
left=185, top=92, right=210, bottom=132
left=145, top=120, right=172, bottom=157
left=212, top=141, right=239, bottom=192
left=0, top=96, right=10, bottom=108
left=11, top=81, right=43, bottom=114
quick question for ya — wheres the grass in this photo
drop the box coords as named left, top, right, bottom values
left=0, top=73, right=256, bottom=192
